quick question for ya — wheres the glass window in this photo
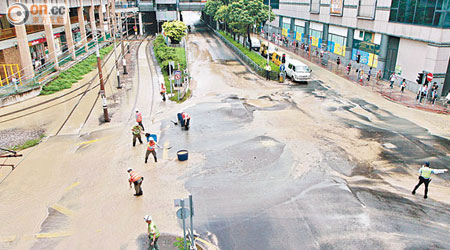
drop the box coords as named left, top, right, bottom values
left=310, top=0, right=320, bottom=13
left=358, top=0, right=377, bottom=19
left=389, top=0, right=450, bottom=27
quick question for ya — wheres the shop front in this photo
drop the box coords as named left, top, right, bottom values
left=327, top=25, right=347, bottom=57
left=294, top=19, right=306, bottom=44
left=308, top=22, right=323, bottom=50
left=351, top=30, right=381, bottom=68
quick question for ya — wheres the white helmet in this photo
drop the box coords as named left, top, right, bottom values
left=127, top=168, right=132, bottom=172
left=149, top=137, right=154, bottom=141
left=144, top=215, right=152, bottom=221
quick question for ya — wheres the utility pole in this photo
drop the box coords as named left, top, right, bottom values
left=266, top=0, right=271, bottom=67
left=109, top=3, right=121, bottom=88
left=94, top=30, right=110, bottom=122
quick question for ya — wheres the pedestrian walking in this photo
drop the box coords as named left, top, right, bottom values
left=160, top=82, right=166, bottom=102
left=431, top=88, right=438, bottom=105
left=145, top=137, right=160, bottom=164
left=131, top=123, right=144, bottom=147
left=367, top=67, right=372, bottom=81
left=412, top=162, right=447, bottom=199
left=265, top=63, right=271, bottom=81
left=389, top=73, right=396, bottom=89
left=401, top=79, right=406, bottom=93
left=376, top=70, right=382, bottom=83
left=336, top=57, right=340, bottom=69
left=128, top=168, right=143, bottom=196
left=346, top=63, right=351, bottom=75
left=419, top=84, right=428, bottom=103
left=144, top=215, right=160, bottom=250
left=135, top=109, right=144, bottom=130
left=359, top=69, right=365, bottom=84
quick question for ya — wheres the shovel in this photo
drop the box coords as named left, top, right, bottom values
left=171, top=120, right=178, bottom=125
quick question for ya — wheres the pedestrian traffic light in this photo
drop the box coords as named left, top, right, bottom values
left=356, top=54, right=361, bottom=63
left=416, top=72, right=424, bottom=84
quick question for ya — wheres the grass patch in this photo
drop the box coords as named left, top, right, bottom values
left=153, top=35, right=189, bottom=101
left=218, top=31, right=280, bottom=73
left=169, top=89, right=191, bottom=103
left=40, top=45, right=113, bottom=95
left=10, top=134, right=45, bottom=151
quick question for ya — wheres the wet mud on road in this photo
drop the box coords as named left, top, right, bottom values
left=176, top=17, right=450, bottom=250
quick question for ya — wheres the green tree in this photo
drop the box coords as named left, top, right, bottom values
left=204, top=0, right=224, bottom=17
left=217, top=0, right=274, bottom=49
left=162, top=20, right=188, bottom=44
left=215, top=5, right=230, bottom=32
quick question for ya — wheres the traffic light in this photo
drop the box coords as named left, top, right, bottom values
left=356, top=54, right=361, bottom=63
left=416, top=72, right=424, bottom=84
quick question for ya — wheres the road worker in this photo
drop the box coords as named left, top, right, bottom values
left=136, top=109, right=144, bottom=130
left=144, top=215, right=160, bottom=250
left=160, top=82, right=166, bottom=102
left=412, top=162, right=447, bottom=199
left=128, top=168, right=143, bottom=196
left=182, top=112, right=190, bottom=130
left=131, top=123, right=144, bottom=147
left=145, top=137, right=160, bottom=164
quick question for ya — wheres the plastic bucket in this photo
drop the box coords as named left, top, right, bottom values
left=177, top=150, right=189, bottom=161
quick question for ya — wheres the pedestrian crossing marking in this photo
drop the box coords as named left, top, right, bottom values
left=196, top=238, right=219, bottom=249
left=51, top=204, right=74, bottom=216
left=163, top=141, right=169, bottom=160
left=65, top=181, right=80, bottom=192
left=35, top=232, right=71, bottom=239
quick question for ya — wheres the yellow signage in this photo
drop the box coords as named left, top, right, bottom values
left=282, top=28, right=288, bottom=37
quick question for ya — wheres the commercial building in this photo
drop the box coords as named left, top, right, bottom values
left=267, top=0, right=450, bottom=96
left=0, top=0, right=140, bottom=85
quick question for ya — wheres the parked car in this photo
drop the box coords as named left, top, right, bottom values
left=260, top=42, right=276, bottom=58
left=285, top=59, right=312, bottom=82
left=246, top=37, right=261, bottom=51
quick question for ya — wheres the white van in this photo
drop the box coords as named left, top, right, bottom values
left=285, top=59, right=311, bottom=82
left=246, top=37, right=261, bottom=51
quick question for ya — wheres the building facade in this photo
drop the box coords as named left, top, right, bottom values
left=267, top=0, right=450, bottom=96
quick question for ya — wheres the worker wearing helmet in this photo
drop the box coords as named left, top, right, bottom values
left=145, top=137, right=161, bottom=164
left=131, top=123, right=144, bottom=147
left=136, top=109, right=144, bottom=130
left=127, top=168, right=143, bottom=196
left=144, top=215, right=160, bottom=250
left=412, top=162, right=448, bottom=199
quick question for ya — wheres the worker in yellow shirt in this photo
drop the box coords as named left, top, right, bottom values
left=412, top=162, right=447, bottom=199
left=144, top=215, right=160, bottom=250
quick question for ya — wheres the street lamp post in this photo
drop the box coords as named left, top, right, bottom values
left=108, top=10, right=121, bottom=89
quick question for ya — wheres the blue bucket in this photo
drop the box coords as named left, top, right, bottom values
left=145, top=134, right=157, bottom=142
left=177, top=150, right=189, bottom=161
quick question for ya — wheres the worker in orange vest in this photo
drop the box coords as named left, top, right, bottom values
left=181, top=112, right=190, bottom=130
left=160, top=83, right=166, bottom=102
left=127, top=168, right=143, bottom=196
left=145, top=137, right=161, bottom=164
left=136, top=109, right=144, bottom=130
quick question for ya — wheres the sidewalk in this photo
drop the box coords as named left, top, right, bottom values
left=256, top=34, right=450, bottom=115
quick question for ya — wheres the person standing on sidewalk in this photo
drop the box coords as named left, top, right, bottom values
left=347, top=63, right=352, bottom=75
left=412, top=162, right=447, bottom=199
left=336, top=57, right=341, bottom=69
left=128, top=168, right=143, bottom=196
left=401, top=79, right=406, bottom=93
left=376, top=70, right=382, bottom=83
left=359, top=69, right=365, bottom=84
left=144, top=215, right=160, bottom=250
left=145, top=137, right=161, bottom=164
left=131, top=123, right=144, bottom=147
left=389, top=73, right=396, bottom=89
left=265, top=63, right=271, bottom=80
left=160, top=82, right=166, bottom=102
left=135, top=110, right=144, bottom=130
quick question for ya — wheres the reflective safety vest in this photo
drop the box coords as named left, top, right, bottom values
left=420, top=167, right=432, bottom=179
left=160, top=83, right=166, bottom=93
left=182, top=113, right=190, bottom=120
left=132, top=125, right=141, bottom=135
left=148, top=222, right=160, bottom=238
left=136, top=112, right=142, bottom=122
left=147, top=141, right=156, bottom=151
left=129, top=171, right=142, bottom=183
